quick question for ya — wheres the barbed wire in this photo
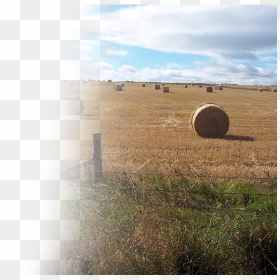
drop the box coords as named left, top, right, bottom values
left=60, top=157, right=277, bottom=209
left=61, top=166, right=276, bottom=182
left=82, top=199, right=275, bottom=213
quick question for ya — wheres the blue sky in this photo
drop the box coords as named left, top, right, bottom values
left=77, top=4, right=277, bottom=85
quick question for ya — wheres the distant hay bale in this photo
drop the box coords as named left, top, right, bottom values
left=116, top=84, right=122, bottom=91
left=259, top=88, right=263, bottom=92
left=162, top=86, right=169, bottom=92
left=272, top=88, right=277, bottom=92
left=199, top=85, right=202, bottom=88
left=121, top=83, right=124, bottom=87
left=154, top=84, right=160, bottom=89
left=191, top=83, right=194, bottom=86
left=190, top=102, right=229, bottom=138
left=206, top=86, right=213, bottom=92
left=218, top=86, right=223, bottom=90
left=141, top=83, right=146, bottom=87
left=61, top=97, right=84, bottom=115
left=184, top=84, right=188, bottom=88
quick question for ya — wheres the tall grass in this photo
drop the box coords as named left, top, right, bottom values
left=60, top=172, right=277, bottom=275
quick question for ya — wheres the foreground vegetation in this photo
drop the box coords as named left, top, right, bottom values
left=60, top=172, right=277, bottom=275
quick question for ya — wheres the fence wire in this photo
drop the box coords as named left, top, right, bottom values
left=60, top=158, right=276, bottom=182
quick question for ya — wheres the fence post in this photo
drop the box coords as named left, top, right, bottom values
left=93, top=133, right=102, bottom=183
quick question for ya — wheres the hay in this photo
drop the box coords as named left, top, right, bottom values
left=190, top=102, right=229, bottom=138
left=154, top=84, right=160, bottom=89
left=116, top=84, right=122, bottom=91
left=259, top=88, right=263, bottom=92
left=206, top=86, right=213, bottom=92
left=184, top=84, right=188, bottom=88
left=61, top=97, right=84, bottom=115
left=272, top=88, right=277, bottom=92
left=218, top=86, right=223, bottom=90
left=162, top=86, right=169, bottom=92
left=199, top=85, right=202, bottom=88
left=141, top=83, right=146, bottom=87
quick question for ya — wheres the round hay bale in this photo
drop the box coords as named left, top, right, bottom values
left=116, top=84, right=122, bottom=91
left=258, top=88, right=263, bottom=92
left=61, top=97, right=84, bottom=115
left=199, top=85, right=202, bottom=88
left=190, top=102, right=229, bottom=138
left=154, top=84, right=160, bottom=89
left=141, top=83, right=146, bottom=87
left=206, top=86, right=213, bottom=92
left=218, top=86, right=223, bottom=90
left=272, top=88, right=277, bottom=92
left=184, top=84, right=188, bottom=88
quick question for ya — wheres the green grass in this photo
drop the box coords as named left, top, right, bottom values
left=60, top=172, right=277, bottom=275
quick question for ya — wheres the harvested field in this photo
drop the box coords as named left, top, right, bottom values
left=60, top=81, right=276, bottom=180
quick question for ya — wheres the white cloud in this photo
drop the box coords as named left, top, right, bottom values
left=165, top=63, right=185, bottom=69
left=96, top=61, right=276, bottom=85
left=118, top=65, right=137, bottom=73
left=106, top=49, right=128, bottom=56
left=80, top=40, right=100, bottom=51
left=100, top=61, right=113, bottom=70
left=98, top=5, right=276, bottom=59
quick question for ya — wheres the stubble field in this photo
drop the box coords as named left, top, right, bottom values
left=60, top=81, right=276, bottom=180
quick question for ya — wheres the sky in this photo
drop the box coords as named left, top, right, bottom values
left=70, top=4, right=277, bottom=85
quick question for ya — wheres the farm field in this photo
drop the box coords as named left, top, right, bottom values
left=59, top=81, right=277, bottom=275
left=60, top=81, right=276, bottom=180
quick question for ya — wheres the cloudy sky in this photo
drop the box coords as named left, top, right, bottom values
left=75, top=4, right=277, bottom=85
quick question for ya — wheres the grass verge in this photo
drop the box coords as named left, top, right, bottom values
left=60, top=172, right=277, bottom=275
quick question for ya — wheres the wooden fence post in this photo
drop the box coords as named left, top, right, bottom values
left=93, top=133, right=102, bottom=183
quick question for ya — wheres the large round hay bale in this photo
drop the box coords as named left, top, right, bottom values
left=184, top=84, right=188, bottom=88
left=259, top=88, right=263, bottom=92
left=272, top=88, right=277, bottom=92
left=218, top=86, right=223, bottom=90
left=154, top=84, right=160, bottom=89
left=199, top=85, right=202, bottom=88
left=190, top=103, right=229, bottom=138
left=61, top=97, right=84, bottom=115
left=206, top=86, right=213, bottom=92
